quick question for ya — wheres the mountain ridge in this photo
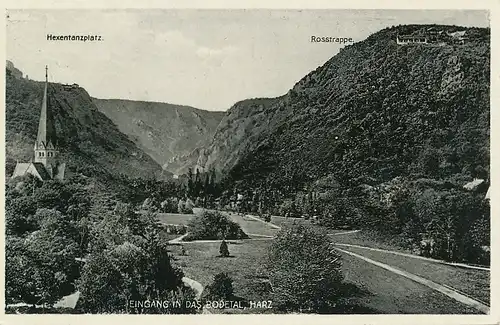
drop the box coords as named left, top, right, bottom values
left=196, top=24, right=490, bottom=192
left=92, top=98, right=224, bottom=175
left=5, top=71, right=163, bottom=180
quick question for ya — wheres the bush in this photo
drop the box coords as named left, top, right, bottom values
left=177, top=198, right=194, bottom=214
left=279, top=199, right=298, bottom=217
left=184, top=210, right=248, bottom=241
left=160, top=197, right=178, bottom=213
left=204, top=272, right=234, bottom=301
left=219, top=240, right=230, bottom=257
left=141, top=197, right=157, bottom=211
left=267, top=224, right=344, bottom=313
left=163, top=224, right=187, bottom=235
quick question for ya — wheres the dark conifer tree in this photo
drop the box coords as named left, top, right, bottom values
left=186, top=168, right=194, bottom=198
left=219, top=240, right=230, bottom=257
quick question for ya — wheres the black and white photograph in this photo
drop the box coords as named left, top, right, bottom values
left=3, top=6, right=493, bottom=319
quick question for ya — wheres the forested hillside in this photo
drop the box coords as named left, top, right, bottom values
left=203, top=25, right=490, bottom=264
left=202, top=25, right=489, bottom=192
left=195, top=97, right=282, bottom=172
left=5, top=72, right=163, bottom=180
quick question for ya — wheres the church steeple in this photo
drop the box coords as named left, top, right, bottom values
left=34, top=65, right=59, bottom=176
left=11, top=65, right=66, bottom=181
left=35, top=65, right=57, bottom=150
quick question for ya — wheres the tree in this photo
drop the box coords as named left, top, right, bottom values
left=184, top=198, right=194, bottom=213
left=141, top=197, right=156, bottom=211
left=6, top=210, right=80, bottom=307
left=279, top=199, right=297, bottom=217
left=6, top=195, right=38, bottom=236
left=177, top=199, right=185, bottom=213
left=203, top=173, right=210, bottom=207
left=194, top=168, right=202, bottom=198
left=219, top=240, right=230, bottom=257
left=186, top=168, right=194, bottom=198
left=177, top=198, right=193, bottom=214
left=464, top=215, right=490, bottom=264
left=78, top=214, right=193, bottom=313
left=205, top=273, right=234, bottom=301
left=267, top=224, right=344, bottom=313
left=160, top=197, right=178, bottom=213
left=185, top=210, right=248, bottom=241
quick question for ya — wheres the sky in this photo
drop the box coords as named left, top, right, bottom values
left=6, top=9, right=489, bottom=111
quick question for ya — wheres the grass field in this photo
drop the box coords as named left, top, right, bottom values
left=160, top=232, right=183, bottom=242
left=170, top=239, right=273, bottom=303
left=338, top=252, right=481, bottom=314
left=166, top=211, right=486, bottom=314
left=270, top=216, right=309, bottom=228
left=340, top=245, right=490, bottom=304
left=270, top=216, right=341, bottom=234
left=157, top=213, right=195, bottom=225
left=329, top=229, right=414, bottom=254
left=170, top=238, right=480, bottom=314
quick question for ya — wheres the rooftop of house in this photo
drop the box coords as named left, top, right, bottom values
left=463, top=178, right=485, bottom=191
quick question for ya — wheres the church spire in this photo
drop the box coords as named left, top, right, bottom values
left=35, top=65, right=57, bottom=150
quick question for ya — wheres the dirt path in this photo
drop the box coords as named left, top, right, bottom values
left=335, top=247, right=489, bottom=314
left=182, top=276, right=204, bottom=299
left=168, top=233, right=189, bottom=243
left=243, top=213, right=282, bottom=229
left=329, top=230, right=361, bottom=236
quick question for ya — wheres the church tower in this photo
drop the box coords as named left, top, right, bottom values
left=33, top=66, right=59, bottom=178
left=12, top=65, right=66, bottom=181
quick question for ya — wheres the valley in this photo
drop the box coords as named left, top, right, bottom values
left=5, top=22, right=490, bottom=315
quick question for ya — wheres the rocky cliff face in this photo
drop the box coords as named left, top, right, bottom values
left=194, top=97, right=283, bottom=173
left=6, top=60, right=23, bottom=79
left=197, top=25, right=490, bottom=190
left=92, top=98, right=224, bottom=175
left=6, top=73, right=163, bottom=179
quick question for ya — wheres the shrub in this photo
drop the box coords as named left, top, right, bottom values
left=219, top=240, right=230, bottom=257
left=185, top=198, right=194, bottom=212
left=177, top=198, right=194, bottom=214
left=160, top=197, right=178, bottom=213
left=267, top=224, right=344, bottom=313
left=184, top=210, right=248, bottom=241
left=204, top=272, right=234, bottom=301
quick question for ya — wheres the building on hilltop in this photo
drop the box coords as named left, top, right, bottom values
left=396, top=34, right=428, bottom=45
left=396, top=28, right=468, bottom=46
left=12, top=66, right=66, bottom=181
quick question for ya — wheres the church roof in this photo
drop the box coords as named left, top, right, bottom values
left=11, top=162, right=51, bottom=180
left=12, top=163, right=32, bottom=178
left=32, top=162, right=52, bottom=180
left=36, top=66, right=57, bottom=150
